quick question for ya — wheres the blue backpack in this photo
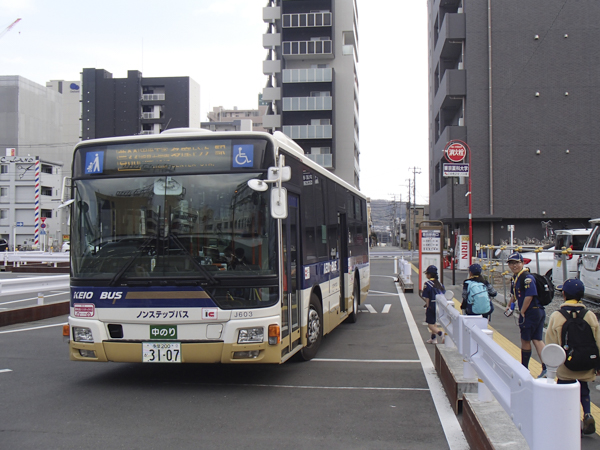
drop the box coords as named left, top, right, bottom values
left=467, top=281, right=491, bottom=314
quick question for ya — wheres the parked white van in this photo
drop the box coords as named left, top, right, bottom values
left=552, top=228, right=591, bottom=286
left=578, top=219, right=600, bottom=299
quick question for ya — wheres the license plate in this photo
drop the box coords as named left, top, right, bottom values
left=142, top=342, right=181, bottom=363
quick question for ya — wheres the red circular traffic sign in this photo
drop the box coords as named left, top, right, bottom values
left=445, top=142, right=467, bottom=163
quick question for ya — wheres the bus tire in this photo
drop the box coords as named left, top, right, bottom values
left=298, top=292, right=323, bottom=361
left=346, top=275, right=360, bottom=323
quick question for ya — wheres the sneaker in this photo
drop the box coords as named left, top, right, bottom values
left=426, top=338, right=438, bottom=344
left=582, top=413, right=596, bottom=435
left=537, top=369, right=547, bottom=379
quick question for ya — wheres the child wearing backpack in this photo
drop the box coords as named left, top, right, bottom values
left=420, top=265, right=445, bottom=344
left=461, top=264, right=497, bottom=320
left=545, top=278, right=600, bottom=436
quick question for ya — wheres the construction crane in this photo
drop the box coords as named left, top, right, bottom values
left=0, top=18, right=22, bottom=40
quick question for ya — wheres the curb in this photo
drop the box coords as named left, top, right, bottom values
left=0, top=301, right=69, bottom=327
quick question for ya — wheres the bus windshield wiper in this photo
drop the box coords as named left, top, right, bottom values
left=169, top=233, right=220, bottom=285
left=109, top=237, right=156, bottom=287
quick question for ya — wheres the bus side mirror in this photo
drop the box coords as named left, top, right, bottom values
left=271, top=187, right=288, bottom=219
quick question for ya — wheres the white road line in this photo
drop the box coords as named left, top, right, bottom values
left=313, top=358, right=420, bottom=363
left=0, top=322, right=67, bottom=334
left=0, top=291, right=70, bottom=306
left=395, top=284, right=469, bottom=450
left=368, top=290, right=397, bottom=295
left=381, top=304, right=391, bottom=314
left=364, top=304, right=377, bottom=314
left=0, top=369, right=13, bottom=373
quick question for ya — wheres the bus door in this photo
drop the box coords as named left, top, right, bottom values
left=281, top=194, right=301, bottom=355
left=338, top=212, right=349, bottom=312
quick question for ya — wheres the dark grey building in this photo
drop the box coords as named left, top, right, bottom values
left=81, top=69, right=200, bottom=139
left=428, top=0, right=600, bottom=247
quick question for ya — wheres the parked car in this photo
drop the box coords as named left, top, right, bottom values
left=0, top=238, right=7, bottom=252
left=578, top=219, right=600, bottom=300
left=552, top=228, right=591, bottom=286
left=61, top=241, right=70, bottom=252
left=521, top=245, right=555, bottom=280
left=495, top=245, right=554, bottom=279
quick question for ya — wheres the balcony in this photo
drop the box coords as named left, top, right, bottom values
left=433, top=69, right=466, bottom=114
left=263, top=59, right=281, bottom=75
left=283, top=125, right=332, bottom=140
left=262, top=87, right=281, bottom=102
left=263, top=6, right=281, bottom=23
left=141, top=94, right=165, bottom=101
left=282, top=96, right=332, bottom=111
left=283, top=40, right=333, bottom=60
left=282, top=68, right=332, bottom=83
left=433, top=13, right=465, bottom=64
left=435, top=125, right=466, bottom=148
left=141, top=112, right=158, bottom=119
left=306, top=153, right=333, bottom=168
left=282, top=12, right=332, bottom=28
left=263, top=33, right=281, bottom=49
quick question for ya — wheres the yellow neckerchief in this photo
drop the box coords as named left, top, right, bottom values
left=564, top=299, right=583, bottom=305
left=512, top=268, right=528, bottom=294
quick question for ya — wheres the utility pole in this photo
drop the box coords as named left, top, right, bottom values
left=408, top=167, right=421, bottom=250
left=406, top=179, right=412, bottom=250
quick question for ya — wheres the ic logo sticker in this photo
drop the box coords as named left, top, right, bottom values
left=202, top=308, right=218, bottom=320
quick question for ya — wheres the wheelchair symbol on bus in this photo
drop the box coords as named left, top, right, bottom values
left=232, top=145, right=254, bottom=168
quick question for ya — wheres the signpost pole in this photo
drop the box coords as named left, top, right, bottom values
left=451, top=178, right=455, bottom=284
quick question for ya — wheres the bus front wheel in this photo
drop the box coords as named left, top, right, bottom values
left=299, top=293, right=323, bottom=361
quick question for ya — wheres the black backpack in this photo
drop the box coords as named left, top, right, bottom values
left=520, top=272, right=554, bottom=306
left=559, top=308, right=600, bottom=371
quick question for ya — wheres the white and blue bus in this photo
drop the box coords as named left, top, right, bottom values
left=66, top=129, right=369, bottom=364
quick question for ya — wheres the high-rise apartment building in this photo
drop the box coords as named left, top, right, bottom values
left=428, top=0, right=600, bottom=246
left=262, top=0, right=360, bottom=188
left=81, top=68, right=200, bottom=139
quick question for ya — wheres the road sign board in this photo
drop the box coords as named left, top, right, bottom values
left=443, top=163, right=469, bottom=177
left=445, top=142, right=467, bottom=163
left=41, top=223, right=46, bottom=229
left=16, top=222, right=23, bottom=227
left=40, top=230, right=46, bottom=235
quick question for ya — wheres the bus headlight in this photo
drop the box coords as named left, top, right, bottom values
left=73, top=326, right=94, bottom=343
left=237, top=327, right=264, bottom=344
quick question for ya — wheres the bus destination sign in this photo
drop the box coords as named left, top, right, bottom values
left=77, top=139, right=268, bottom=177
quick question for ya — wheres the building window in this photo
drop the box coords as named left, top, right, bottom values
left=41, top=164, right=53, bottom=174
left=0, top=187, right=7, bottom=197
left=0, top=209, right=7, bottom=219
left=41, top=209, right=52, bottom=219
left=41, top=186, right=53, bottom=196
left=0, top=165, right=8, bottom=174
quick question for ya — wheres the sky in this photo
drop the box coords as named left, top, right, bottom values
left=0, top=0, right=429, bottom=203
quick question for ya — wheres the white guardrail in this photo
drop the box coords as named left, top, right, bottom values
left=2, top=251, right=70, bottom=267
left=436, top=292, right=581, bottom=450
left=0, top=274, right=69, bottom=296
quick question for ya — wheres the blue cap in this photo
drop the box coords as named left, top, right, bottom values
left=425, top=265, right=438, bottom=275
left=507, top=252, right=523, bottom=262
left=557, top=278, right=585, bottom=299
left=469, top=264, right=482, bottom=275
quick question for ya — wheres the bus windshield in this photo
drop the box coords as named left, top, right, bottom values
left=71, top=172, right=276, bottom=283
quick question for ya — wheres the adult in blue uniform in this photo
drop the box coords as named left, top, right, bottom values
left=420, top=265, right=445, bottom=344
left=505, top=252, right=547, bottom=377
